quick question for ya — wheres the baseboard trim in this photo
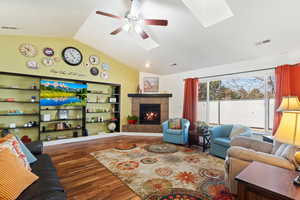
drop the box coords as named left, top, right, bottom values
left=43, top=132, right=163, bottom=146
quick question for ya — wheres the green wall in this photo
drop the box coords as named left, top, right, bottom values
left=0, top=35, right=139, bottom=127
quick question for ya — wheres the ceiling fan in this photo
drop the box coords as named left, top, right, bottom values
left=96, top=0, right=168, bottom=40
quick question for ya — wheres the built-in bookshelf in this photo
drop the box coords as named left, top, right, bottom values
left=0, top=72, right=121, bottom=142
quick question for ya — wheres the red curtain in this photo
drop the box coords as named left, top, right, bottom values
left=273, top=64, right=300, bottom=134
left=183, top=78, right=199, bottom=130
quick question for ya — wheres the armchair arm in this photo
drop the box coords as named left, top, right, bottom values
left=228, top=146, right=295, bottom=170
left=25, top=141, right=43, bottom=155
left=162, top=121, right=169, bottom=132
left=231, top=136, right=273, bottom=154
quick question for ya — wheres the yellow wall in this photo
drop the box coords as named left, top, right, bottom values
left=0, top=35, right=139, bottom=127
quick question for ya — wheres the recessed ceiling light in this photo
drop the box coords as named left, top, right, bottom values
left=145, top=63, right=151, bottom=68
left=255, top=39, right=271, bottom=46
left=1, top=26, right=19, bottom=30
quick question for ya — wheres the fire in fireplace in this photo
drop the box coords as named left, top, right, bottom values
left=139, top=104, right=161, bottom=125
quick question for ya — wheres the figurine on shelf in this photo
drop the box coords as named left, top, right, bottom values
left=31, top=96, right=37, bottom=102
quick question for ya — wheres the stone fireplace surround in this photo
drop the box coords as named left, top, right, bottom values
left=122, top=94, right=172, bottom=133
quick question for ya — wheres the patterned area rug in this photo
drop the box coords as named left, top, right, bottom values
left=91, top=143, right=235, bottom=200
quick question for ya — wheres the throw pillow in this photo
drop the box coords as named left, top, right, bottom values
left=0, top=148, right=38, bottom=200
left=230, top=125, right=249, bottom=138
left=0, top=134, right=31, bottom=171
left=16, top=136, right=37, bottom=164
left=169, top=118, right=181, bottom=129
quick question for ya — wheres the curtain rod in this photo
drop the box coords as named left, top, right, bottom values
left=184, top=67, right=276, bottom=80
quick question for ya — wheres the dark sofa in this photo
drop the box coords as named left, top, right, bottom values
left=17, top=141, right=66, bottom=200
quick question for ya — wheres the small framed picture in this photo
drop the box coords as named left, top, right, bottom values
left=143, top=77, right=159, bottom=92
left=109, top=97, right=117, bottom=103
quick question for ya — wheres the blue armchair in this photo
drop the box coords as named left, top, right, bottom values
left=209, top=124, right=252, bottom=159
left=162, top=119, right=190, bottom=145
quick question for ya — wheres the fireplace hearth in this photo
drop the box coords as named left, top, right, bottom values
left=139, top=104, right=161, bottom=125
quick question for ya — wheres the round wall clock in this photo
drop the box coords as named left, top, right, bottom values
left=89, top=55, right=99, bottom=65
left=19, top=44, right=37, bottom=57
left=62, top=47, right=83, bottom=66
left=42, top=57, right=54, bottom=66
left=90, top=67, right=99, bottom=76
left=26, top=60, right=39, bottom=69
left=43, top=47, right=54, bottom=57
left=101, top=71, right=109, bottom=80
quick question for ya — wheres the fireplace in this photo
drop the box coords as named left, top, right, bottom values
left=139, top=104, right=161, bottom=125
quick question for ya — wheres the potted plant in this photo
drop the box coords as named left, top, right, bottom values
left=127, top=115, right=138, bottom=124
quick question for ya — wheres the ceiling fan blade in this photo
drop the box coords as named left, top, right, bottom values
left=130, top=0, right=141, bottom=17
left=134, top=25, right=149, bottom=40
left=110, top=27, right=123, bottom=35
left=139, top=30, right=149, bottom=40
left=143, top=19, right=168, bottom=26
left=95, top=11, right=122, bottom=20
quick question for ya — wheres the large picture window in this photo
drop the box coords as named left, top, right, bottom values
left=198, top=74, right=275, bottom=133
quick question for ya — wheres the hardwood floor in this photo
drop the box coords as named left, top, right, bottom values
left=44, top=136, right=162, bottom=200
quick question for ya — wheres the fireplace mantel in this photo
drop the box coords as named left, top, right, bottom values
left=128, top=93, right=172, bottom=98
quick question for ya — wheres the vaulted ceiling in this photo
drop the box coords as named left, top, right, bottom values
left=1, top=0, right=300, bottom=74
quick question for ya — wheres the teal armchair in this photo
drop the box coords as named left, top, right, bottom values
left=162, top=119, right=190, bottom=145
left=209, top=124, right=252, bottom=159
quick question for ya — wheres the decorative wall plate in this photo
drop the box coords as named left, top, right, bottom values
left=101, top=71, right=109, bottom=79
left=26, top=60, right=39, bottom=69
left=19, top=44, right=37, bottom=57
left=89, top=55, right=99, bottom=65
left=102, top=63, right=110, bottom=71
left=42, top=57, right=55, bottom=66
left=90, top=67, right=99, bottom=76
left=43, top=47, right=54, bottom=57
left=62, top=47, right=83, bottom=66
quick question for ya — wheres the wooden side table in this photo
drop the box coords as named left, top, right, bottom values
left=189, top=129, right=210, bottom=152
left=235, top=162, right=300, bottom=200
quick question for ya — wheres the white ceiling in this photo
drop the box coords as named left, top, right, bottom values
left=1, top=0, right=300, bottom=75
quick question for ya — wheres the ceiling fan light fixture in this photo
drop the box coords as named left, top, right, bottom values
left=182, top=0, right=233, bottom=27
left=123, top=23, right=131, bottom=32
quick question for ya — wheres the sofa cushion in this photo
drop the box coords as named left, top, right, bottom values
left=166, top=129, right=183, bottom=135
left=0, top=148, right=38, bottom=200
left=17, top=154, right=65, bottom=200
left=214, top=137, right=231, bottom=147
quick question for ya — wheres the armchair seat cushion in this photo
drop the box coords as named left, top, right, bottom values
left=213, top=137, right=231, bottom=147
left=166, top=129, right=183, bottom=135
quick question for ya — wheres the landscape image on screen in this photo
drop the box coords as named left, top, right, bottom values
left=40, top=80, right=87, bottom=106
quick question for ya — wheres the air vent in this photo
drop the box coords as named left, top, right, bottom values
left=255, top=39, right=271, bottom=46
left=1, top=26, right=19, bottom=30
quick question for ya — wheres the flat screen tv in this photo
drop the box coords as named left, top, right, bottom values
left=40, top=80, right=87, bottom=106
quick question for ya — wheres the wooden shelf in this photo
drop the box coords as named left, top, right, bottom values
left=41, top=127, right=82, bottom=133
left=0, top=101, right=39, bottom=104
left=0, top=113, right=39, bottom=116
left=87, top=91, right=110, bottom=95
left=86, top=119, right=117, bottom=124
left=0, top=126, right=39, bottom=130
left=40, top=119, right=82, bottom=123
left=86, top=112, right=120, bottom=114
left=87, top=102, right=119, bottom=104
left=41, top=108, right=82, bottom=111
left=0, top=87, right=39, bottom=91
